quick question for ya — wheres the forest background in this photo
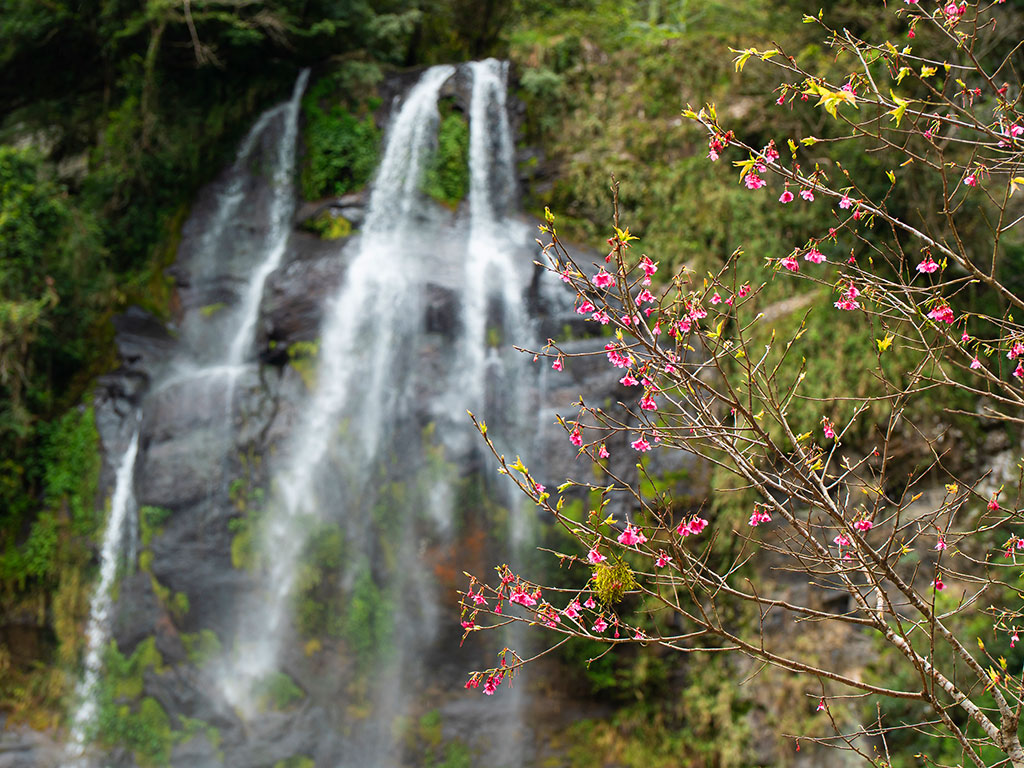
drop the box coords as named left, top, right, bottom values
left=3, top=1, right=1023, bottom=766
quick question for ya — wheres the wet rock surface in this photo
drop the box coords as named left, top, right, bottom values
left=56, top=64, right=704, bottom=768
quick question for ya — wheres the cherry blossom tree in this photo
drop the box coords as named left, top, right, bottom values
left=461, top=2, right=1024, bottom=765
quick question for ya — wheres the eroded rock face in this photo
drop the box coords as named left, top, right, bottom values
left=258, top=231, right=346, bottom=360
left=71, top=64, right=710, bottom=768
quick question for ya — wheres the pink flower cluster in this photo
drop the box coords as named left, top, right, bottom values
left=618, top=524, right=648, bottom=546
left=834, top=284, right=860, bottom=311
left=676, top=515, right=709, bottom=537
left=749, top=507, right=772, bottom=527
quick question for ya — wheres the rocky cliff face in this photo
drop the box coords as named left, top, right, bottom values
left=36, top=63, right=669, bottom=768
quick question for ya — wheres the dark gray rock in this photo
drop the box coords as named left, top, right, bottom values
left=258, top=233, right=346, bottom=358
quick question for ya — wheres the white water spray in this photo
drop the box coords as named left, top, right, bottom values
left=219, top=64, right=457, bottom=711
left=64, top=422, right=141, bottom=766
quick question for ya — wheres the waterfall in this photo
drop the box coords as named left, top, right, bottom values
left=64, top=421, right=141, bottom=766
left=171, top=67, right=309, bottom=382
left=68, top=60, right=548, bottom=768
left=63, top=69, right=309, bottom=766
left=218, top=64, right=458, bottom=714
left=226, top=68, right=311, bottom=368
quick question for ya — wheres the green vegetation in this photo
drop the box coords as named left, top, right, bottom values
left=287, top=340, right=320, bottom=390
left=302, top=211, right=353, bottom=240
left=181, top=629, right=222, bottom=667
left=254, top=671, right=305, bottom=711
left=301, top=69, right=382, bottom=200
left=227, top=450, right=266, bottom=571
left=423, top=105, right=470, bottom=206
left=274, top=756, right=315, bottom=768
left=410, top=709, right=474, bottom=768
left=93, top=639, right=173, bottom=766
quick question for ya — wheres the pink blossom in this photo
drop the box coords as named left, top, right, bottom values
left=710, top=292, right=722, bottom=305
left=988, top=496, right=1000, bottom=511
left=592, top=616, right=609, bottom=633
left=605, top=343, right=632, bottom=369
left=592, top=310, right=611, bottom=325
left=584, top=596, right=596, bottom=609
left=1014, top=361, right=1024, bottom=379
left=461, top=619, right=475, bottom=629
left=576, top=300, right=595, bottom=315
left=936, top=538, right=947, bottom=551
left=1011, top=125, right=1024, bottom=138
left=964, top=174, right=977, bottom=187
left=635, top=289, right=655, bottom=305
left=465, top=675, right=480, bottom=689
left=1007, top=341, right=1024, bottom=360
left=804, top=248, right=825, bottom=264
left=593, top=270, right=615, bottom=288
left=834, top=534, right=851, bottom=547
left=570, top=428, right=583, bottom=447
left=534, top=483, right=546, bottom=494
left=510, top=587, right=538, bottom=607
left=552, top=357, right=563, bottom=371
left=822, top=417, right=835, bottom=439
left=933, top=577, right=945, bottom=592
left=640, top=394, right=657, bottom=411
left=618, top=524, right=648, bottom=546
left=817, top=699, right=826, bottom=712
left=634, top=629, right=646, bottom=640
left=639, top=256, right=658, bottom=279
left=799, top=189, right=815, bottom=202
left=1013, top=632, right=1020, bottom=649
left=631, top=436, right=652, bottom=452
left=927, top=305, right=955, bottom=324
left=564, top=600, right=582, bottom=620
left=853, top=520, right=873, bottom=532
left=598, top=444, right=610, bottom=459
left=835, top=284, right=860, bottom=311
left=838, top=194, right=853, bottom=210
left=472, top=592, right=487, bottom=606
left=738, top=283, right=752, bottom=298
left=560, top=268, right=572, bottom=283
left=587, top=547, right=606, bottom=565
left=744, top=172, right=766, bottom=190
left=916, top=257, right=939, bottom=274
left=483, top=674, right=501, bottom=695
left=781, top=255, right=799, bottom=272
left=970, top=357, right=982, bottom=370
left=779, top=189, right=794, bottom=204
left=655, top=552, right=672, bottom=567
left=763, top=142, right=779, bottom=162
left=749, top=508, right=772, bottom=527
left=620, top=374, right=639, bottom=387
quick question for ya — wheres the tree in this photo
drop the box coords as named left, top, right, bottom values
left=462, top=2, right=1024, bottom=765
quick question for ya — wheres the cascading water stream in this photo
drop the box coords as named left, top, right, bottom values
left=218, top=64, right=457, bottom=715
left=64, top=421, right=141, bottom=766
left=170, top=67, right=309, bottom=386
left=63, top=70, right=309, bottom=767
left=226, top=68, right=310, bottom=369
